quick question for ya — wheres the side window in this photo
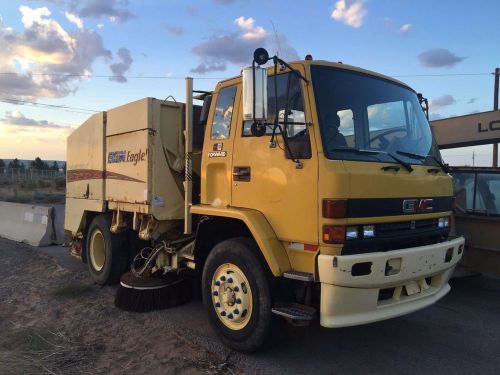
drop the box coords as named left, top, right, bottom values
left=242, top=73, right=311, bottom=159
left=211, top=86, right=236, bottom=140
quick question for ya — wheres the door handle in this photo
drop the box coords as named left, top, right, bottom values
left=233, top=166, right=251, bottom=182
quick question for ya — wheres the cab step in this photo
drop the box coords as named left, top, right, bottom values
left=283, top=270, right=314, bottom=282
left=271, top=303, right=316, bottom=325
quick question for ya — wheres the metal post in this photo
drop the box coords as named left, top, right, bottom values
left=493, top=68, right=499, bottom=167
left=184, top=77, right=193, bottom=235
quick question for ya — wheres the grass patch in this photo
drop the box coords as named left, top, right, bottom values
left=0, top=325, right=105, bottom=375
left=51, top=282, right=93, bottom=299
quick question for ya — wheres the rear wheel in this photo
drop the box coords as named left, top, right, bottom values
left=202, top=238, right=272, bottom=353
left=86, top=215, right=129, bottom=285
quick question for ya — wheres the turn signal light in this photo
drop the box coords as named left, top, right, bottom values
left=323, top=225, right=345, bottom=244
left=322, top=199, right=347, bottom=218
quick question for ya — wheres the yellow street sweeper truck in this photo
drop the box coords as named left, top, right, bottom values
left=65, top=48, right=465, bottom=352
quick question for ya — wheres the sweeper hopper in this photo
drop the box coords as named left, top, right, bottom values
left=66, top=97, right=202, bottom=242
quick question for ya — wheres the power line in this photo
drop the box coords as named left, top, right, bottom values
left=0, top=97, right=100, bottom=114
left=0, top=71, right=225, bottom=80
left=0, top=71, right=494, bottom=80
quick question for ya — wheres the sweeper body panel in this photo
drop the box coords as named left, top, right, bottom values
left=65, top=48, right=465, bottom=352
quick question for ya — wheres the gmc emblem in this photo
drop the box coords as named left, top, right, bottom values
left=403, top=199, right=434, bottom=214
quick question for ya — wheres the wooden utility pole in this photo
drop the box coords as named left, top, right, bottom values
left=494, top=67, right=499, bottom=167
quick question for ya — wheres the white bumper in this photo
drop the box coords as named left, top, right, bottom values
left=318, top=237, right=465, bottom=328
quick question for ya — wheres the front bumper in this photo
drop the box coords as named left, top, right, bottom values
left=318, top=237, right=465, bottom=328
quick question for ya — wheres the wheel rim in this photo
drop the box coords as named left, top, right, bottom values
left=90, top=229, right=106, bottom=272
left=211, top=263, right=253, bottom=330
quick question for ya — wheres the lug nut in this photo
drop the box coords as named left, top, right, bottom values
left=215, top=302, right=220, bottom=308
left=215, top=281, right=220, bottom=286
left=234, top=309, right=239, bottom=315
left=236, top=298, right=241, bottom=304
left=221, top=311, right=226, bottom=316
left=227, top=278, right=233, bottom=283
left=213, top=291, right=218, bottom=296
left=233, top=286, right=239, bottom=292
left=228, top=313, right=234, bottom=319
left=221, top=276, right=226, bottom=281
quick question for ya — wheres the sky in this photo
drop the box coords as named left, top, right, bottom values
left=0, top=0, right=499, bottom=165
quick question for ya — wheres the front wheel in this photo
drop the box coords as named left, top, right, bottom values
left=202, top=238, right=272, bottom=353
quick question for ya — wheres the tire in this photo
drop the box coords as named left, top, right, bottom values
left=85, top=215, right=129, bottom=285
left=202, top=237, right=272, bottom=353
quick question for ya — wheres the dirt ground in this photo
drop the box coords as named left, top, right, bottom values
left=0, top=241, right=240, bottom=375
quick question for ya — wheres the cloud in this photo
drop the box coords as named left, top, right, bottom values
left=0, top=6, right=113, bottom=100
left=109, top=47, right=133, bottom=82
left=190, top=62, right=227, bottom=74
left=399, top=23, right=412, bottom=33
left=191, top=16, right=298, bottom=73
left=162, top=23, right=184, bottom=36
left=467, top=97, right=478, bottom=104
left=1, top=111, right=68, bottom=129
left=65, top=11, right=83, bottom=29
left=418, top=48, right=466, bottom=68
left=29, top=0, right=135, bottom=23
left=331, top=0, right=367, bottom=28
left=234, top=16, right=267, bottom=41
left=429, top=95, right=456, bottom=111
left=79, top=0, right=134, bottom=23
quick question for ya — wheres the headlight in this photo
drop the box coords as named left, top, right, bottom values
left=438, top=217, right=450, bottom=228
left=363, top=225, right=375, bottom=238
left=346, top=226, right=358, bottom=240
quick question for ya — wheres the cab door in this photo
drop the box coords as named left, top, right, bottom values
left=231, top=68, right=319, bottom=248
left=200, top=82, right=239, bottom=207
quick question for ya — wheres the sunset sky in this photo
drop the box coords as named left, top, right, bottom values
left=0, top=0, right=499, bottom=165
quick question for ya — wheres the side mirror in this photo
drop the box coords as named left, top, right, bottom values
left=253, top=48, right=269, bottom=66
left=242, top=66, right=268, bottom=124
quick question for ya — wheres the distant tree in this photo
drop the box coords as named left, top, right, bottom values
left=8, top=158, right=21, bottom=169
left=62, top=162, right=67, bottom=172
left=50, top=161, right=59, bottom=171
left=0, top=159, right=4, bottom=174
left=31, top=157, right=49, bottom=170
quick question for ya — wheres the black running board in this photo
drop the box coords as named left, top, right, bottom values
left=272, top=303, right=316, bottom=325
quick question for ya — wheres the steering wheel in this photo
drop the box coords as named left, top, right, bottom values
left=369, top=127, right=405, bottom=149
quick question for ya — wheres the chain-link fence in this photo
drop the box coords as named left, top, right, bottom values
left=0, top=168, right=66, bottom=183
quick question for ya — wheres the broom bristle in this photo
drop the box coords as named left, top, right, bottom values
left=114, top=271, right=192, bottom=312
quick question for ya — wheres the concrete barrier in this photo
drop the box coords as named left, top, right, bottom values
left=0, top=202, right=63, bottom=246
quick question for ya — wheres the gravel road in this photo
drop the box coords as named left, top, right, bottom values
left=2, top=237, right=500, bottom=374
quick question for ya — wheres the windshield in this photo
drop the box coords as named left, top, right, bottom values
left=311, top=65, right=441, bottom=166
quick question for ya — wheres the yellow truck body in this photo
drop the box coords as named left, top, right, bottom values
left=65, top=53, right=465, bottom=352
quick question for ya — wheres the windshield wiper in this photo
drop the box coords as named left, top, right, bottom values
left=396, top=150, right=449, bottom=173
left=331, top=147, right=413, bottom=172
left=330, top=147, right=380, bottom=155
left=385, top=152, right=413, bottom=172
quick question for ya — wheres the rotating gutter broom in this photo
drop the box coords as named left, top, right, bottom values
left=115, top=239, right=192, bottom=312
left=114, top=77, right=195, bottom=313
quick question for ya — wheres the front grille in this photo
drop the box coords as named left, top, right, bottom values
left=376, top=219, right=439, bottom=236
left=341, top=218, right=449, bottom=255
